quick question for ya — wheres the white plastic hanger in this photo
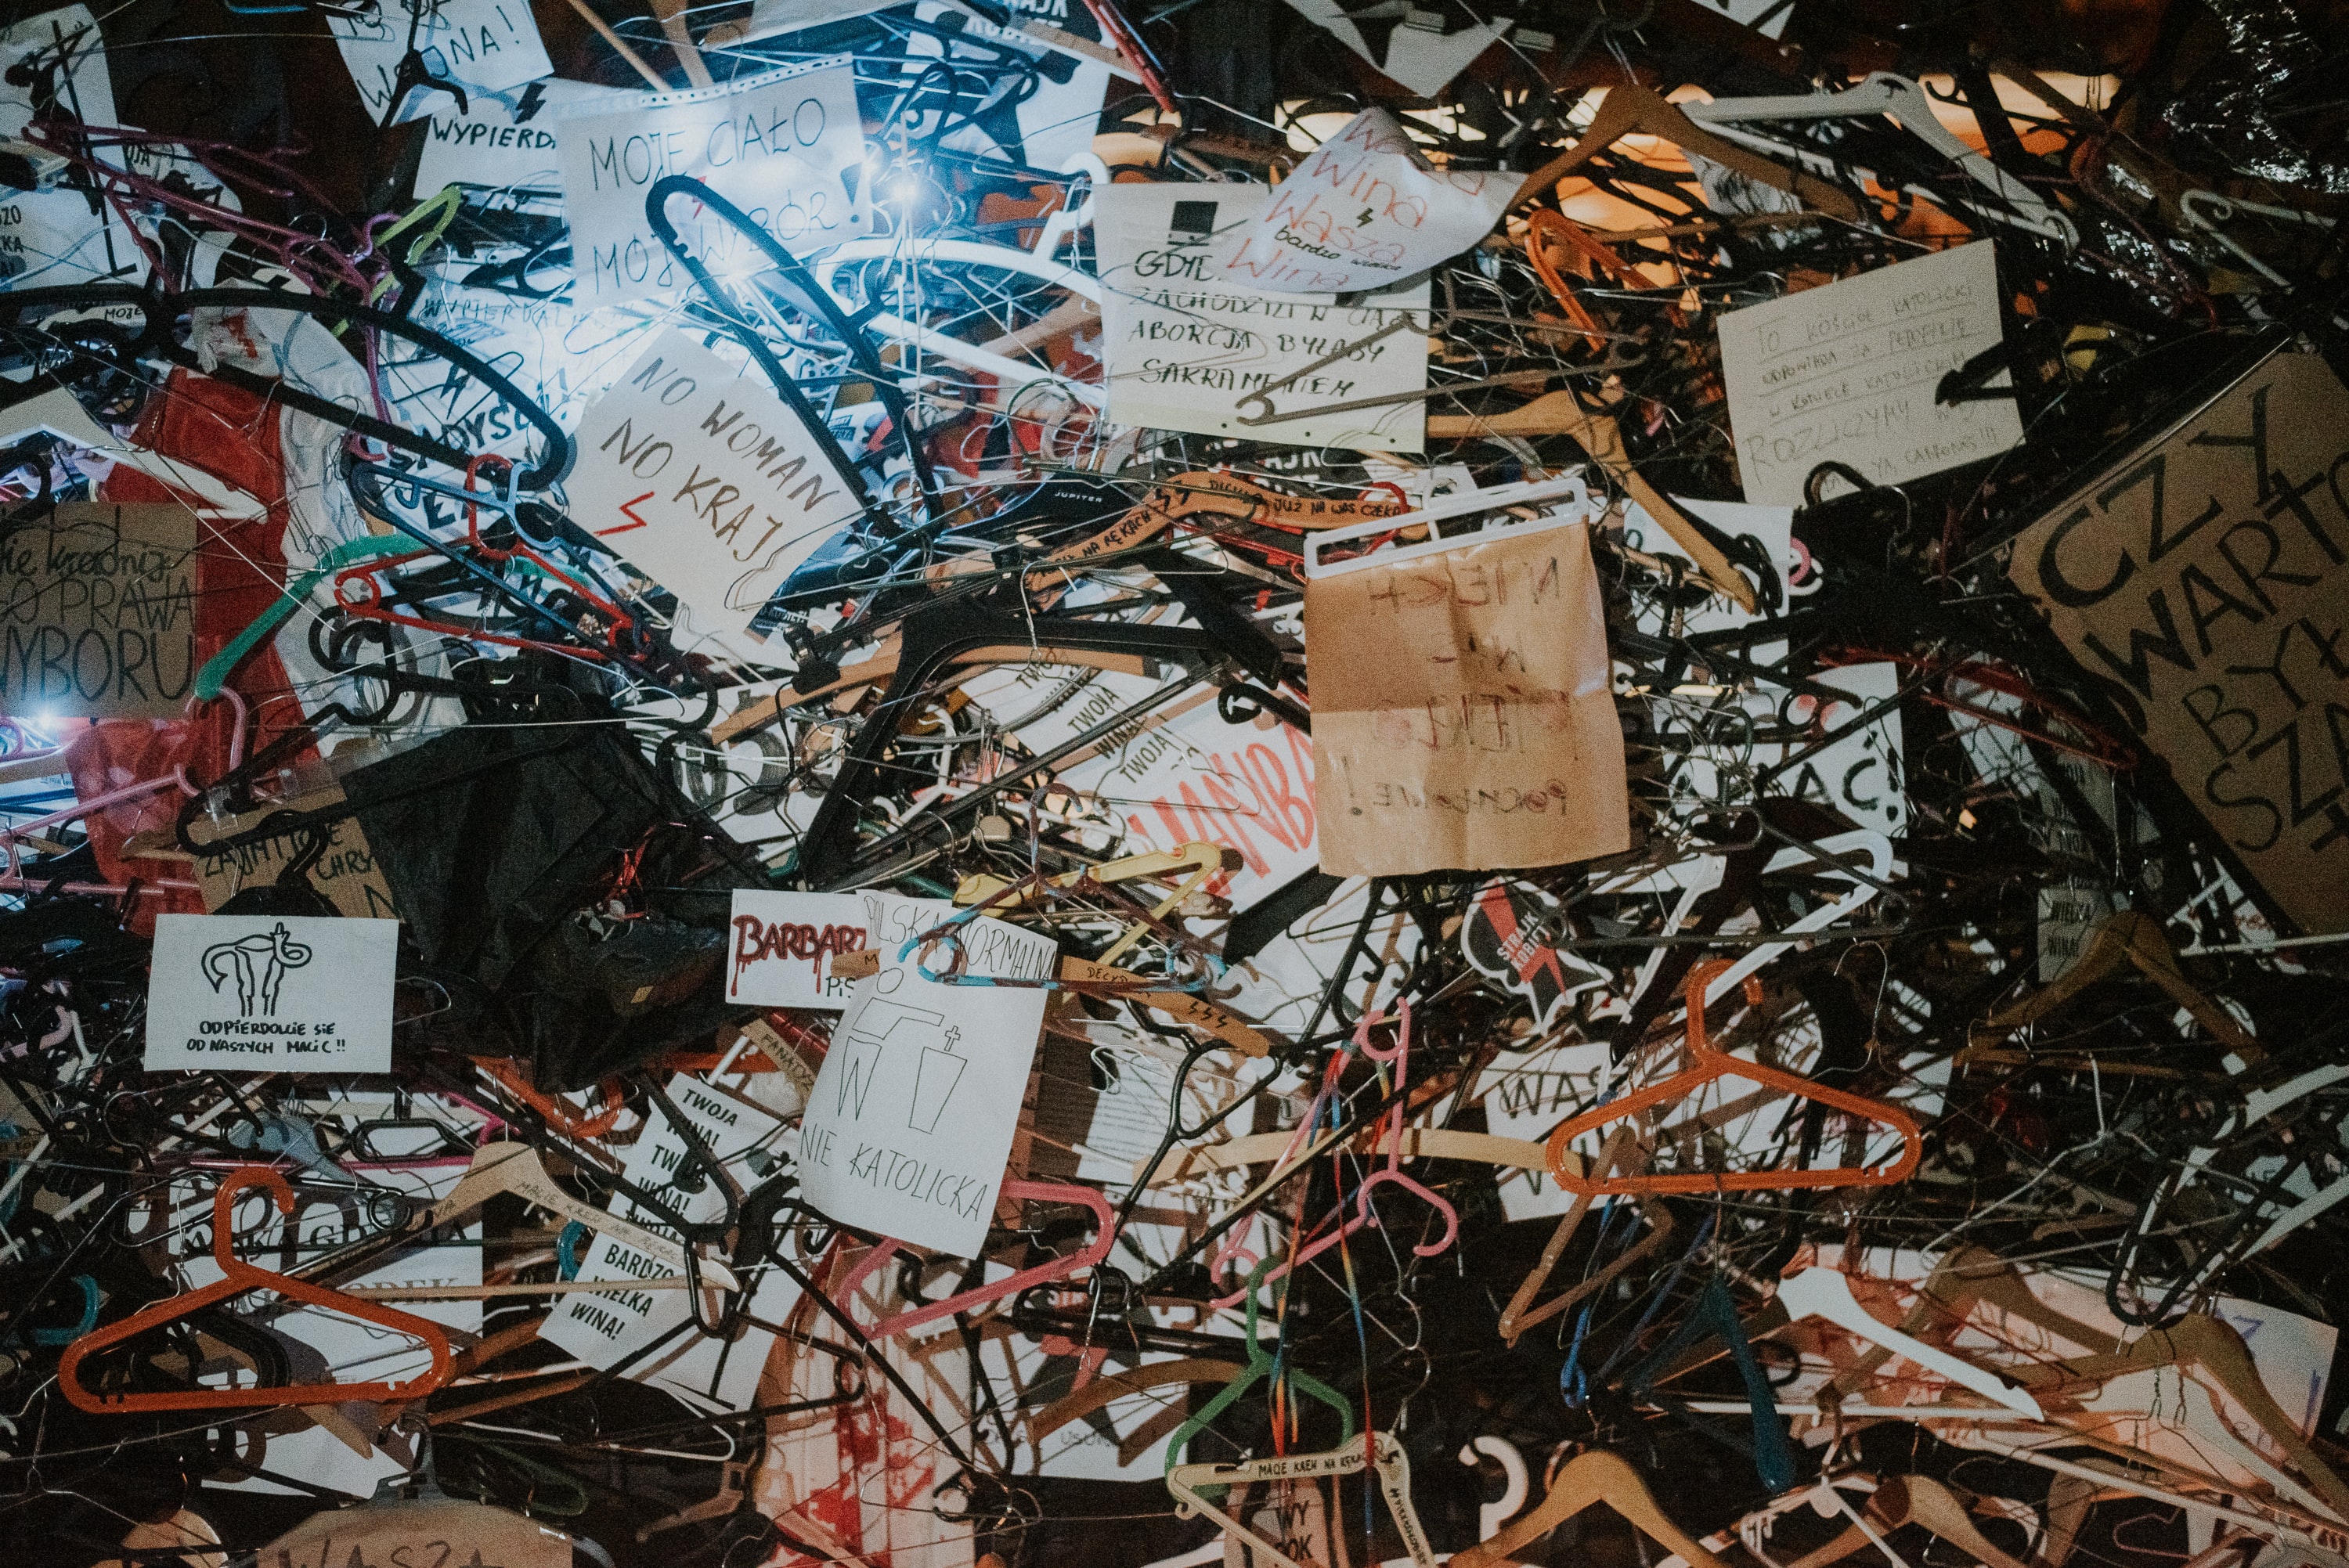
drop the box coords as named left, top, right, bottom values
left=1777, top=1266, right=2044, bottom=1419
left=1682, top=74, right=2077, bottom=247
left=1301, top=474, right=1594, bottom=578
left=427, top=1141, right=742, bottom=1292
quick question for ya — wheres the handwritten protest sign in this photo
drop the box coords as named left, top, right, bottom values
left=799, top=896, right=1055, bottom=1255
left=571, top=330, right=865, bottom=644
left=327, top=0, right=552, bottom=125
left=1307, top=517, right=1629, bottom=874
left=414, top=79, right=614, bottom=196
left=727, top=889, right=867, bottom=1007
left=1095, top=182, right=1428, bottom=452
left=0, top=6, right=144, bottom=288
left=557, top=59, right=866, bottom=305
left=260, top=1499, right=572, bottom=1568
left=0, top=504, right=195, bottom=719
left=144, top=916, right=399, bottom=1072
left=1220, top=109, right=1521, bottom=295
left=189, top=786, right=398, bottom=921
left=1718, top=241, right=2021, bottom=505
left=2008, top=350, right=2349, bottom=934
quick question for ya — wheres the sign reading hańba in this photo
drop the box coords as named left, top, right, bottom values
left=557, top=59, right=865, bottom=305
left=2009, top=351, right=2349, bottom=932
left=0, top=503, right=196, bottom=718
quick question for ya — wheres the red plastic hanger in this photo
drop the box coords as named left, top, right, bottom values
left=60, top=1166, right=455, bottom=1413
left=1544, top=961, right=1921, bottom=1196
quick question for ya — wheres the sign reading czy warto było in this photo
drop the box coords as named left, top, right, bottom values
left=2008, top=351, right=2349, bottom=933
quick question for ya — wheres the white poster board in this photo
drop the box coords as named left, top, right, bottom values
left=144, top=916, right=399, bottom=1072
left=327, top=0, right=552, bottom=125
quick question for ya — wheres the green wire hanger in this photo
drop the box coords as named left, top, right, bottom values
left=1165, top=1259, right=1356, bottom=1488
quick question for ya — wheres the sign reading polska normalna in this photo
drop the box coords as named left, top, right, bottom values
left=144, top=915, right=400, bottom=1072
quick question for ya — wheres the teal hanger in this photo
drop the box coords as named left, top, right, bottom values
left=1165, top=1260, right=1357, bottom=1491
left=194, top=535, right=418, bottom=701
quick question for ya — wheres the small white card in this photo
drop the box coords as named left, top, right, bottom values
left=727, top=890, right=869, bottom=1008
left=797, top=905, right=1055, bottom=1256
left=1718, top=240, right=2022, bottom=505
left=571, top=330, right=864, bottom=641
left=144, top=916, right=399, bottom=1072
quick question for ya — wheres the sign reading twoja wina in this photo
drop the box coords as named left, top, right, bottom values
left=2008, top=351, right=2349, bottom=933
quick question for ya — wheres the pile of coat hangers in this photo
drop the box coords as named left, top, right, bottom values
left=0, top=0, right=2345, bottom=1562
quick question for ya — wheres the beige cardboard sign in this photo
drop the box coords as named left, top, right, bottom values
left=189, top=785, right=399, bottom=921
left=0, top=503, right=196, bottom=719
left=2007, top=351, right=2349, bottom=933
left=1306, top=519, right=1629, bottom=874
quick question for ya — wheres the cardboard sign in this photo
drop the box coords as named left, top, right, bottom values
left=1307, top=519, right=1629, bottom=874
left=727, top=889, right=868, bottom=1007
left=143, top=916, right=399, bottom=1072
left=190, top=786, right=399, bottom=921
left=1094, top=182, right=1428, bottom=452
left=0, top=504, right=196, bottom=719
left=2007, top=350, right=2349, bottom=934
left=1218, top=109, right=1521, bottom=295
left=327, top=0, right=553, bottom=125
left=556, top=59, right=867, bottom=305
left=1718, top=241, right=2022, bottom=505
left=0, top=6, right=145, bottom=288
left=572, top=330, right=864, bottom=640
left=259, top=1500, right=571, bottom=1568
left=797, top=903, right=1055, bottom=1256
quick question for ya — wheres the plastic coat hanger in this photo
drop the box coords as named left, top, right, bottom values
left=1830, top=1244, right=2118, bottom=1402
left=60, top=1166, right=453, bottom=1412
left=1545, top=960, right=1921, bottom=1196
left=1680, top=74, right=2077, bottom=245
left=1625, top=1274, right=1797, bottom=1492
left=1165, top=1260, right=1357, bottom=1473
left=1451, top=1449, right=1739, bottom=1568
left=1783, top=1475, right=2033, bottom=1568
left=1777, top=1266, right=2044, bottom=1418
left=1168, top=1429, right=1436, bottom=1568
left=825, top=1179, right=1115, bottom=1339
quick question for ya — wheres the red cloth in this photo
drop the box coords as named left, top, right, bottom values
left=65, top=372, right=319, bottom=928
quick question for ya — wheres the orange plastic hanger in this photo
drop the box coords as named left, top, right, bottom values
left=60, top=1166, right=454, bottom=1413
left=1544, top=961, right=1921, bottom=1196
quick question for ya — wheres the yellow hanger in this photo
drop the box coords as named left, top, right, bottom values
left=1784, top=1475, right=2032, bottom=1568
left=1451, top=1450, right=1735, bottom=1568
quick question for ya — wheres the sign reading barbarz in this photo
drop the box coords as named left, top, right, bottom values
left=2008, top=351, right=2349, bottom=934
left=144, top=915, right=399, bottom=1072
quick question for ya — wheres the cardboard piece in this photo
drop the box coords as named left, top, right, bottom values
left=2006, top=351, right=2349, bottom=934
left=556, top=59, right=867, bottom=305
left=1218, top=109, right=1522, bottom=296
left=1718, top=241, right=2022, bottom=504
left=1094, top=182, right=1429, bottom=452
left=327, top=0, right=553, bottom=125
left=797, top=899, right=1055, bottom=1256
left=260, top=1500, right=570, bottom=1568
left=0, top=504, right=196, bottom=719
left=1307, top=519, right=1629, bottom=874
left=727, top=889, right=868, bottom=1007
left=143, top=916, right=399, bottom=1072
left=571, top=330, right=865, bottom=642
left=190, top=786, right=399, bottom=921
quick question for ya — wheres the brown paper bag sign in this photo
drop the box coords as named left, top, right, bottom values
left=1303, top=486, right=1630, bottom=876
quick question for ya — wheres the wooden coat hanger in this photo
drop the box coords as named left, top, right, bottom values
left=1499, top=1127, right=1677, bottom=1345
left=1169, top=1429, right=1436, bottom=1568
left=1509, top=82, right=1864, bottom=224
left=1451, top=1450, right=1737, bottom=1568
left=1831, top=1245, right=2120, bottom=1400
left=61, top=1167, right=453, bottom=1413
left=1978, top=910, right=2260, bottom=1063
left=1784, top=1475, right=2033, bottom=1568
left=1545, top=961, right=1921, bottom=1196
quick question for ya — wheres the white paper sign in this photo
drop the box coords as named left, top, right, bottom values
left=1095, top=182, right=1428, bottom=452
left=144, top=916, right=399, bottom=1072
left=911, top=0, right=1111, bottom=174
left=328, top=0, right=553, bottom=125
left=1279, top=0, right=1506, bottom=96
left=571, top=330, right=864, bottom=641
left=798, top=906, right=1055, bottom=1256
left=557, top=59, right=867, bottom=305
left=727, top=889, right=869, bottom=1007
left=541, top=1076, right=797, bottom=1408
left=1220, top=110, right=1520, bottom=295
left=414, top=80, right=616, bottom=196
left=0, top=6, right=144, bottom=290
left=1718, top=240, right=2022, bottom=505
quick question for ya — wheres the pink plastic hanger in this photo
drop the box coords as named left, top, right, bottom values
left=828, top=1179, right=1117, bottom=1340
